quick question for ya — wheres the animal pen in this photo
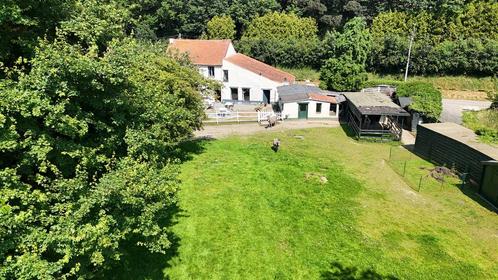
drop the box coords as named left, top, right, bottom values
left=414, top=123, right=498, bottom=207
left=343, top=92, right=409, bottom=141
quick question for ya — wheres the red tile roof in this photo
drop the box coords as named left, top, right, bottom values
left=308, top=93, right=338, bottom=104
left=168, top=39, right=231, bottom=66
left=225, top=53, right=295, bottom=84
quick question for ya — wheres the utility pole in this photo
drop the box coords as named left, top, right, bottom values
left=404, top=28, right=416, bottom=82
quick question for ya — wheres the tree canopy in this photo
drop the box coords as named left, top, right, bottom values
left=202, top=15, right=236, bottom=40
left=238, top=12, right=321, bottom=67
left=0, top=1, right=211, bottom=278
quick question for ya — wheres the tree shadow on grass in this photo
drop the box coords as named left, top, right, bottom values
left=321, top=262, right=399, bottom=280
left=102, top=204, right=185, bottom=280
left=169, top=137, right=214, bottom=163
left=101, top=138, right=211, bottom=279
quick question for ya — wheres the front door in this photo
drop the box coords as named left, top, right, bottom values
left=263, top=90, right=271, bottom=104
left=298, top=103, right=308, bottom=119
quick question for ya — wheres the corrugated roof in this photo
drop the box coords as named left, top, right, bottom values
left=398, top=97, right=413, bottom=108
left=168, top=39, right=231, bottom=66
left=225, top=53, right=295, bottom=83
left=344, top=92, right=409, bottom=116
left=419, top=123, right=498, bottom=160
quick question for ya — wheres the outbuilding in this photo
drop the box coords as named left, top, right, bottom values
left=277, top=85, right=345, bottom=120
left=343, top=92, right=410, bottom=140
left=414, top=123, right=498, bottom=207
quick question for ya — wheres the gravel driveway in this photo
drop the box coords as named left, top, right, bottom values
left=441, top=99, right=491, bottom=124
left=195, top=120, right=340, bottom=139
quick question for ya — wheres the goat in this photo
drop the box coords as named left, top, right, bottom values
left=272, top=138, right=280, bottom=152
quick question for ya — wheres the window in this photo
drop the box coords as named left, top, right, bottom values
left=223, top=70, right=229, bottom=82
left=231, top=88, right=238, bottom=100
left=242, top=88, right=250, bottom=101
left=208, top=66, right=215, bottom=77
left=316, top=103, right=322, bottom=113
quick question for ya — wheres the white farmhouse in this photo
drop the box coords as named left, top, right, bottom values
left=168, top=39, right=295, bottom=103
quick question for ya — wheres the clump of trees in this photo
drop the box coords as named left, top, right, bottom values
left=0, top=1, right=211, bottom=279
left=238, top=12, right=321, bottom=68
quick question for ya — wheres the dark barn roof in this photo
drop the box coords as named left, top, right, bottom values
left=398, top=97, right=413, bottom=109
left=278, top=85, right=346, bottom=103
left=344, top=92, right=409, bottom=116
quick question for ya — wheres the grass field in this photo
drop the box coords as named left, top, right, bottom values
left=156, top=127, right=498, bottom=279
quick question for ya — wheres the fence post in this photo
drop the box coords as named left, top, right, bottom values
left=403, top=161, right=407, bottom=177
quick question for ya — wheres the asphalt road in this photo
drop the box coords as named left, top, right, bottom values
left=441, top=99, right=491, bottom=124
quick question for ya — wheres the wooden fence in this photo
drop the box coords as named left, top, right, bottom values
left=204, top=110, right=283, bottom=124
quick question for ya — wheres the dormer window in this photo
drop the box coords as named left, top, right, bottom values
left=208, top=66, right=215, bottom=77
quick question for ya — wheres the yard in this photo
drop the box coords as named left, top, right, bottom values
left=116, top=127, right=498, bottom=279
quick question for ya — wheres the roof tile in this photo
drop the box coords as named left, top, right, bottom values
left=168, top=39, right=231, bottom=66
left=225, top=53, right=295, bottom=83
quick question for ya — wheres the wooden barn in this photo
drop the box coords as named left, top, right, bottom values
left=414, top=123, right=498, bottom=207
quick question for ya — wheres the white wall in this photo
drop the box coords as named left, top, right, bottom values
left=198, top=65, right=223, bottom=81
left=282, top=101, right=338, bottom=119
left=282, top=102, right=299, bottom=119
left=219, top=60, right=288, bottom=103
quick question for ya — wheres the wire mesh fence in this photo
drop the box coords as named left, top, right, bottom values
left=387, top=146, right=466, bottom=192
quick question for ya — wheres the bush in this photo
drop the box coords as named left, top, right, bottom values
left=396, top=82, right=442, bottom=120
left=320, top=57, right=367, bottom=91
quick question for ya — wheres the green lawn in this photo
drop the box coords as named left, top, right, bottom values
left=161, top=128, right=497, bottom=279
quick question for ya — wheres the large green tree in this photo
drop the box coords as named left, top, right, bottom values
left=0, top=0, right=75, bottom=71
left=155, top=0, right=280, bottom=37
left=320, top=17, right=370, bottom=91
left=0, top=1, right=211, bottom=278
left=202, top=15, right=236, bottom=40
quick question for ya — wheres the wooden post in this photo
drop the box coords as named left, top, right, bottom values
left=405, top=28, right=416, bottom=82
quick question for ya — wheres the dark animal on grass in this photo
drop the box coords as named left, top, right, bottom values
left=272, top=138, right=280, bottom=152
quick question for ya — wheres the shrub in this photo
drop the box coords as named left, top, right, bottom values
left=396, top=82, right=442, bottom=120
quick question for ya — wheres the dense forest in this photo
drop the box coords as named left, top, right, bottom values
left=0, top=0, right=496, bottom=279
